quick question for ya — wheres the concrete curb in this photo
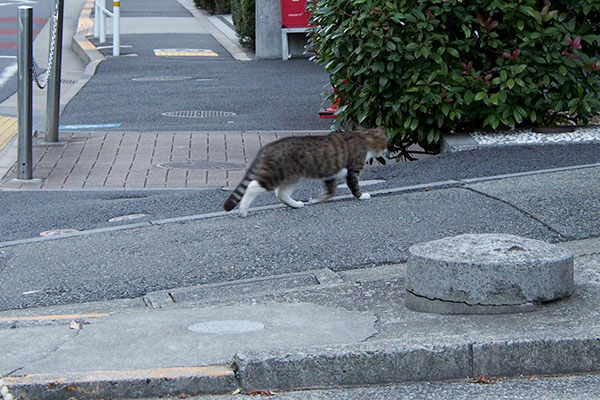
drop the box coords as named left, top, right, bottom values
left=70, top=0, right=104, bottom=73
left=441, top=129, right=600, bottom=153
left=233, top=336, right=600, bottom=392
left=4, top=365, right=238, bottom=400
left=6, top=335, right=599, bottom=398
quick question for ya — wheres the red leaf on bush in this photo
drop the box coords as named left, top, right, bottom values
left=461, top=61, right=473, bottom=75
left=567, top=36, right=582, bottom=49
left=477, top=13, right=485, bottom=27
left=426, top=9, right=433, bottom=18
left=503, top=49, right=520, bottom=60
left=477, top=14, right=499, bottom=30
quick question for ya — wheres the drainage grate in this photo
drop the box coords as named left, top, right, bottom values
left=161, top=110, right=237, bottom=118
left=155, top=160, right=246, bottom=170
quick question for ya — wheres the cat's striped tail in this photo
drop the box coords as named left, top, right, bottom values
left=223, top=169, right=255, bottom=211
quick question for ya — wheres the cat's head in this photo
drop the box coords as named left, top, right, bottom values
left=362, top=126, right=389, bottom=159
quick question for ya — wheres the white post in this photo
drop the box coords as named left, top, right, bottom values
left=94, top=0, right=99, bottom=37
left=99, top=0, right=106, bottom=43
left=112, top=0, right=120, bottom=56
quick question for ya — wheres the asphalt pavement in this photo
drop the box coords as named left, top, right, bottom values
left=0, top=0, right=600, bottom=399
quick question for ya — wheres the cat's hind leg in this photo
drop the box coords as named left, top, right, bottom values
left=309, top=178, right=337, bottom=204
left=275, top=182, right=304, bottom=209
left=238, top=180, right=267, bottom=217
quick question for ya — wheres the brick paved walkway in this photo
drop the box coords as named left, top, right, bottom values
left=0, top=130, right=326, bottom=190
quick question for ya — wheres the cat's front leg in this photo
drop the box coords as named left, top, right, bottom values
left=346, top=169, right=370, bottom=200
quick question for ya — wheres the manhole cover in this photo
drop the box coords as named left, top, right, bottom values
left=40, top=228, right=80, bottom=237
left=108, top=213, right=148, bottom=222
left=188, top=320, right=264, bottom=334
left=161, top=110, right=237, bottom=118
left=132, top=76, right=192, bottom=82
left=155, top=160, right=246, bottom=170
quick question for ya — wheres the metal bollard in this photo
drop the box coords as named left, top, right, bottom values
left=45, top=0, right=64, bottom=143
left=17, top=6, right=32, bottom=180
left=113, top=1, right=120, bottom=56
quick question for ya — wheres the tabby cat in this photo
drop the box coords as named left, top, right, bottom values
left=223, top=127, right=388, bottom=217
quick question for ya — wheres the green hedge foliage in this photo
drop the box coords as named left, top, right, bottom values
left=194, top=0, right=231, bottom=15
left=308, top=0, right=600, bottom=154
left=231, top=0, right=255, bottom=49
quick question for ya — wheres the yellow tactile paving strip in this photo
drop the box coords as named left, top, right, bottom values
left=154, top=49, right=219, bottom=57
left=0, top=313, right=109, bottom=322
left=4, top=365, right=234, bottom=385
left=0, top=116, right=18, bottom=152
left=77, top=0, right=95, bottom=35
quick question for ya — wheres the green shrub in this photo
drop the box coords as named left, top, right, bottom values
left=231, top=0, right=255, bottom=49
left=194, top=0, right=231, bottom=15
left=308, top=0, right=600, bottom=155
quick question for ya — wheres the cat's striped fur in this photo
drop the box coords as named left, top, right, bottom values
left=223, top=127, right=388, bottom=217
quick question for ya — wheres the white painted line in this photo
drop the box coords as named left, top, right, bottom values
left=337, top=179, right=386, bottom=189
left=96, top=45, right=132, bottom=50
left=109, top=213, right=147, bottom=222
left=59, top=123, right=122, bottom=130
left=0, top=63, right=17, bottom=88
left=461, top=162, right=600, bottom=184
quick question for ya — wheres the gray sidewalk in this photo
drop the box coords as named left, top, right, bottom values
left=1, top=162, right=600, bottom=398
left=1, top=232, right=599, bottom=399
left=0, top=130, right=322, bottom=190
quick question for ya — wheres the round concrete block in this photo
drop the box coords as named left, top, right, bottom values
left=405, top=234, right=574, bottom=314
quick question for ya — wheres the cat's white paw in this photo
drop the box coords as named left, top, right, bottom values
left=292, top=201, right=304, bottom=209
left=359, top=193, right=371, bottom=200
left=238, top=210, right=248, bottom=218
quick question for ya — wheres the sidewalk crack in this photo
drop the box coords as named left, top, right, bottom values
left=5, top=331, right=80, bottom=377
left=459, top=186, right=573, bottom=241
left=361, top=313, right=382, bottom=342
left=406, top=288, right=531, bottom=308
